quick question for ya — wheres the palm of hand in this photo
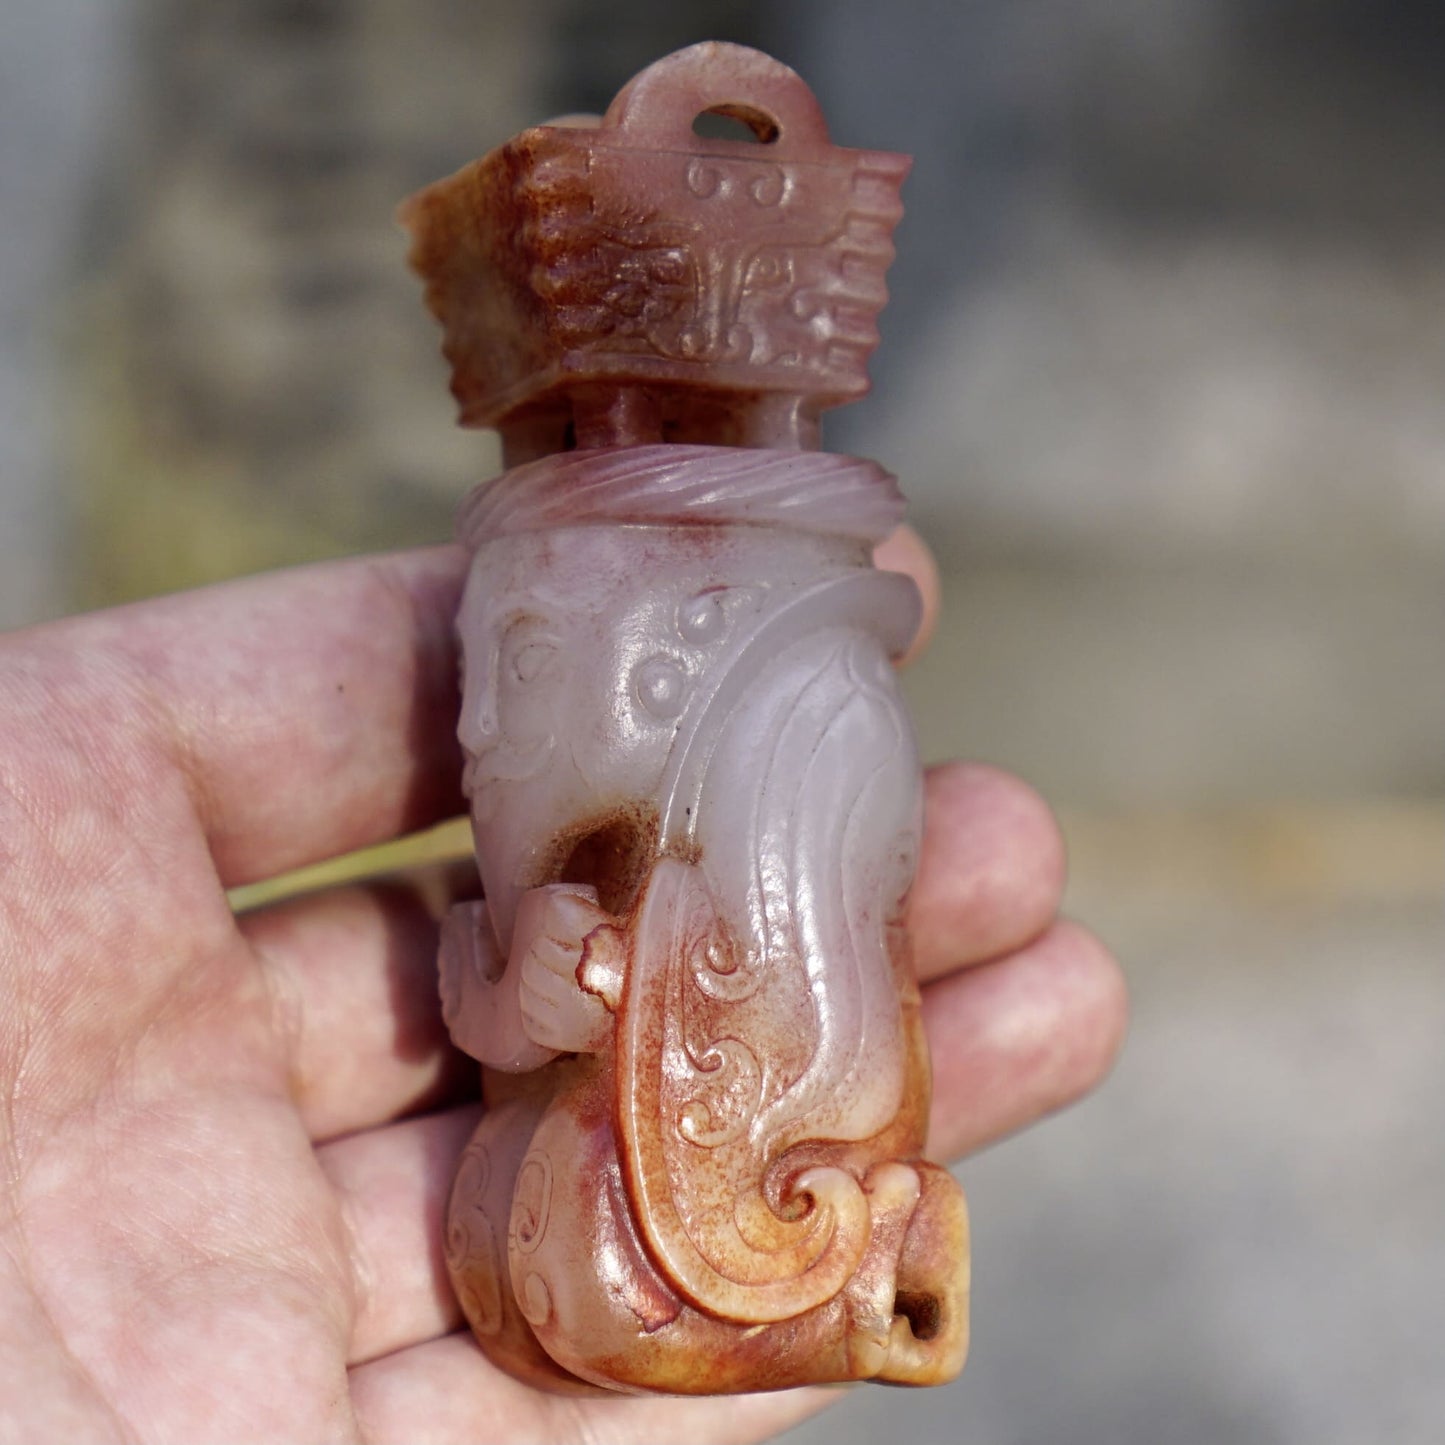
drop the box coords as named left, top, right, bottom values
left=0, top=547, right=1124, bottom=1444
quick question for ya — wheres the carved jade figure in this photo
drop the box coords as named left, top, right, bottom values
left=401, top=42, right=969, bottom=1394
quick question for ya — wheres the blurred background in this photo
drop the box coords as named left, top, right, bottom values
left=1, top=1, right=1441, bottom=1440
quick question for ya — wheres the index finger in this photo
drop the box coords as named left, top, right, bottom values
left=15, top=546, right=468, bottom=888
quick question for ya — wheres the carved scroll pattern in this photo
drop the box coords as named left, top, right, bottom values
left=529, top=146, right=901, bottom=385
left=617, top=856, right=871, bottom=1324
left=445, top=1138, right=504, bottom=1336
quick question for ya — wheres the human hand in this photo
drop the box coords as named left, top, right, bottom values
left=0, top=539, right=1125, bottom=1443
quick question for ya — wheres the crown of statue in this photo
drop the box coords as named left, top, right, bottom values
left=400, top=42, right=910, bottom=464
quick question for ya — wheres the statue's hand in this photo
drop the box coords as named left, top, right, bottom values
left=515, top=884, right=616, bottom=1054
left=437, top=885, right=616, bottom=1068
left=437, top=900, right=499, bottom=1047
left=438, top=899, right=558, bottom=1072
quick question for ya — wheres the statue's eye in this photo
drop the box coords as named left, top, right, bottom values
left=512, top=640, right=557, bottom=684
left=500, top=615, right=561, bottom=685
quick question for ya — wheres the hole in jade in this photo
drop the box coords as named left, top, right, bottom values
left=893, top=1290, right=942, bottom=1342
left=692, top=104, right=780, bottom=144
left=556, top=808, right=657, bottom=915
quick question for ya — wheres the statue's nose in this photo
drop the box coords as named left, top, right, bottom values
left=457, top=675, right=500, bottom=758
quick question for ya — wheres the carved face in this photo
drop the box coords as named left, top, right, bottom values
left=457, top=602, right=566, bottom=813
left=554, top=149, right=875, bottom=384
left=456, top=528, right=698, bottom=942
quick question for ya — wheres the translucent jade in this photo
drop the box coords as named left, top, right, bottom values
left=401, top=41, right=969, bottom=1395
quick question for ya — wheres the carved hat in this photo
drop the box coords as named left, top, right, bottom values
left=400, top=43, right=910, bottom=445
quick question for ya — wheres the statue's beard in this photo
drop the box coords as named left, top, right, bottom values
left=602, top=625, right=929, bottom=1328
left=678, top=626, right=924, bottom=1154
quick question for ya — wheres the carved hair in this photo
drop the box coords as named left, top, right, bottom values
left=457, top=444, right=906, bottom=547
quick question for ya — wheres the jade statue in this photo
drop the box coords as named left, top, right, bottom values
left=401, top=40, right=969, bottom=1395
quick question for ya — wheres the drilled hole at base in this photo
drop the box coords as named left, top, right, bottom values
left=692, top=104, right=780, bottom=144
left=893, top=1290, right=942, bottom=1342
